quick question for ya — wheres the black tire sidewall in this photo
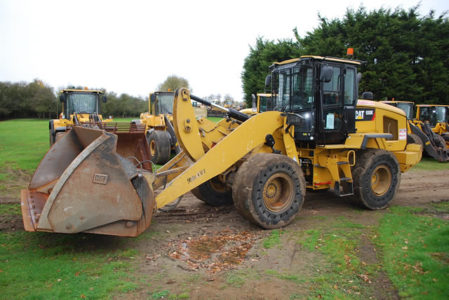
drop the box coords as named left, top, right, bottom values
left=233, top=153, right=305, bottom=229
left=195, top=177, right=233, bottom=206
left=250, top=161, right=304, bottom=228
left=355, top=151, right=400, bottom=210
left=148, top=130, right=171, bottom=164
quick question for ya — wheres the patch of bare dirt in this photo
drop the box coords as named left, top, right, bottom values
left=0, top=167, right=31, bottom=203
left=0, top=213, right=23, bottom=232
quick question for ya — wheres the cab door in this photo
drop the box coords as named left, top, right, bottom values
left=319, top=64, right=345, bottom=144
left=318, top=64, right=357, bottom=144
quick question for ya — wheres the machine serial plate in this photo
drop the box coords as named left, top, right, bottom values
left=93, top=174, right=108, bottom=185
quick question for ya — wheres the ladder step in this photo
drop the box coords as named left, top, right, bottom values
left=340, top=177, right=352, bottom=182
left=337, top=161, right=349, bottom=165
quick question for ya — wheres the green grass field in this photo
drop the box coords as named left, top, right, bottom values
left=0, top=118, right=448, bottom=298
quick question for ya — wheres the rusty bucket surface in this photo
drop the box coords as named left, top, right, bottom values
left=21, top=126, right=155, bottom=237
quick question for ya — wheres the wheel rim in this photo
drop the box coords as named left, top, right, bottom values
left=209, top=178, right=228, bottom=193
left=263, top=173, right=294, bottom=213
left=150, top=140, right=156, bottom=157
left=371, top=165, right=392, bottom=196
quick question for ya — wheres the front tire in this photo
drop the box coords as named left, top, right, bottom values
left=351, top=149, right=400, bottom=210
left=232, top=153, right=305, bottom=229
left=147, top=130, right=171, bottom=165
left=191, top=176, right=233, bottom=206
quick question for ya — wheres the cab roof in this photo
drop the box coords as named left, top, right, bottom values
left=416, top=104, right=449, bottom=107
left=62, top=89, right=104, bottom=94
left=272, top=56, right=362, bottom=67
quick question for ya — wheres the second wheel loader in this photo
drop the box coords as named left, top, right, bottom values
left=416, top=104, right=449, bottom=145
left=139, top=91, right=206, bottom=164
left=21, top=56, right=421, bottom=237
left=382, top=100, right=449, bottom=162
left=50, top=88, right=112, bottom=145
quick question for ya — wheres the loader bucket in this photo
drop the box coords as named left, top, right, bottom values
left=21, top=126, right=155, bottom=237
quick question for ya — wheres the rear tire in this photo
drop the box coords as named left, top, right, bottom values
left=232, top=153, right=305, bottom=229
left=147, top=130, right=171, bottom=165
left=191, top=176, right=233, bottom=206
left=351, top=149, right=400, bottom=210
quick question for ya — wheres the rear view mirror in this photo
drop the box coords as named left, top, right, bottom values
left=320, top=66, right=333, bottom=82
left=102, top=95, right=107, bottom=103
left=59, top=94, right=66, bottom=103
left=251, top=94, right=256, bottom=109
left=265, top=75, right=272, bottom=87
left=357, top=72, right=362, bottom=84
left=361, top=92, right=374, bottom=100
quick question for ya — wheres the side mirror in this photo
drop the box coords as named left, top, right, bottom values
left=251, top=94, right=256, bottom=109
left=361, top=91, right=374, bottom=100
left=59, top=94, right=66, bottom=102
left=320, top=66, right=333, bottom=82
left=357, top=72, right=362, bottom=84
left=150, top=94, right=156, bottom=103
left=264, top=75, right=272, bottom=87
left=102, top=95, right=107, bottom=103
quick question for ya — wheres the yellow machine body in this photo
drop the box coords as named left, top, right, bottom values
left=21, top=56, right=423, bottom=237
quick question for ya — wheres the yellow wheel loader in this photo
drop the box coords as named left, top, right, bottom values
left=381, top=100, right=449, bottom=162
left=21, top=56, right=421, bottom=237
left=139, top=91, right=207, bottom=164
left=240, top=93, right=271, bottom=116
left=139, top=91, right=177, bottom=164
left=50, top=88, right=112, bottom=145
left=416, top=104, right=449, bottom=146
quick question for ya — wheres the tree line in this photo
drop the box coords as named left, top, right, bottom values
left=242, top=6, right=449, bottom=107
left=0, top=80, right=149, bottom=120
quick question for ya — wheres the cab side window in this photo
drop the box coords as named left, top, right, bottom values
left=344, top=68, right=356, bottom=105
left=323, top=67, right=341, bottom=105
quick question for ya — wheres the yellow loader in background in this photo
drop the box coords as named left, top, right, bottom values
left=139, top=91, right=177, bottom=164
left=416, top=104, right=449, bottom=146
left=240, top=93, right=271, bottom=115
left=21, top=56, right=421, bottom=237
left=50, top=88, right=112, bottom=145
left=382, top=100, right=449, bottom=162
left=139, top=91, right=206, bottom=164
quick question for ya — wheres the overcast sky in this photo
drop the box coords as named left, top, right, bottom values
left=0, top=0, right=447, bottom=101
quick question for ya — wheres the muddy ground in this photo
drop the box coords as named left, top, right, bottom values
left=1, top=169, right=449, bottom=299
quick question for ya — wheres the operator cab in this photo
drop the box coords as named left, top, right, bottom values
left=257, top=93, right=271, bottom=112
left=59, top=89, right=107, bottom=119
left=267, top=56, right=361, bottom=145
left=150, top=91, right=175, bottom=115
left=382, top=101, right=415, bottom=120
left=417, top=105, right=449, bottom=127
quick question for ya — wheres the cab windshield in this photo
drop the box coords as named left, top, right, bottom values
left=419, top=106, right=449, bottom=126
left=396, top=103, right=414, bottom=120
left=66, top=93, right=98, bottom=115
left=273, top=65, right=314, bottom=112
left=157, top=94, right=174, bottom=114
left=436, top=106, right=449, bottom=123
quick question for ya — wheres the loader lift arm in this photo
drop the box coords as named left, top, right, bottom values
left=154, top=89, right=295, bottom=209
